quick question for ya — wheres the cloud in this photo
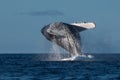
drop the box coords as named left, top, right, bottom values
left=20, top=10, right=64, bottom=16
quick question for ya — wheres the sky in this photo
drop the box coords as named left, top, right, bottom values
left=0, top=0, right=120, bottom=53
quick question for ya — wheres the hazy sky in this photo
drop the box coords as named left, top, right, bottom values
left=0, top=0, right=120, bottom=53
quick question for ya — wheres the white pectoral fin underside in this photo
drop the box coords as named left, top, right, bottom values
left=71, top=22, right=96, bottom=29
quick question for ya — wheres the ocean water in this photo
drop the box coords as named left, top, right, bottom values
left=0, top=54, right=120, bottom=80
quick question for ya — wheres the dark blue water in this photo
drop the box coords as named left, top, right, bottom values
left=0, top=54, right=120, bottom=80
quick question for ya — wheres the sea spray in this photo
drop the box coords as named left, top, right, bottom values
left=49, top=33, right=83, bottom=61
left=49, top=38, right=62, bottom=61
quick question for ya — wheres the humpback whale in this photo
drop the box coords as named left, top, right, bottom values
left=41, top=22, right=95, bottom=56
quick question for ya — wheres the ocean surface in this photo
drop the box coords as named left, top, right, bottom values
left=0, top=54, right=120, bottom=80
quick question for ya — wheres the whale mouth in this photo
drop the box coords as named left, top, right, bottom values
left=71, top=22, right=96, bottom=29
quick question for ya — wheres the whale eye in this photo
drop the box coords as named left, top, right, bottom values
left=49, top=33, right=54, bottom=38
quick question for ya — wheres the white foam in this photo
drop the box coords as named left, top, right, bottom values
left=71, top=22, right=96, bottom=29
left=61, top=54, right=94, bottom=61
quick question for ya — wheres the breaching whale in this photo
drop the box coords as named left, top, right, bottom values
left=41, top=22, right=95, bottom=56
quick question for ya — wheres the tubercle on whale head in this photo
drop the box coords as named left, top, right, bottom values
left=41, top=25, right=55, bottom=41
left=41, top=24, right=64, bottom=42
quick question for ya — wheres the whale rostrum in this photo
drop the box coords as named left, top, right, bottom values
left=41, top=22, right=96, bottom=56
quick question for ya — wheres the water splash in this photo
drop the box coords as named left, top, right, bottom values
left=49, top=39, right=62, bottom=61
left=61, top=54, right=94, bottom=61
